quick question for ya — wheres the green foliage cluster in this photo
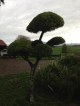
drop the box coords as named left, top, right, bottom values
left=27, top=12, right=64, bottom=33
left=47, top=37, right=65, bottom=47
left=8, top=39, right=52, bottom=59
left=32, top=44, right=53, bottom=58
left=31, top=40, right=43, bottom=47
left=60, top=55, right=80, bottom=67
left=34, top=56, right=80, bottom=103
left=8, top=38, right=31, bottom=56
left=34, top=64, right=60, bottom=93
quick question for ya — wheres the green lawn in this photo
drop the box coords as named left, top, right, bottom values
left=69, top=46, right=80, bottom=54
left=52, top=45, right=80, bottom=55
left=52, top=46, right=61, bottom=55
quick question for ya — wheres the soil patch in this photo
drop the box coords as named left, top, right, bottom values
left=0, top=58, right=53, bottom=75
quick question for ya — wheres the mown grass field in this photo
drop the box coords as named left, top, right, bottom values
left=52, top=45, right=80, bottom=55
left=68, top=46, right=80, bottom=54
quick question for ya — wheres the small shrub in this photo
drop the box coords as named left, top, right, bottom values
left=61, top=44, right=68, bottom=55
left=60, top=55, right=80, bottom=67
left=34, top=64, right=60, bottom=94
left=34, top=59, right=80, bottom=103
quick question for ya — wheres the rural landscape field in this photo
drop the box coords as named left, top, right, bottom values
left=0, top=44, right=80, bottom=106
left=0, top=0, right=80, bottom=106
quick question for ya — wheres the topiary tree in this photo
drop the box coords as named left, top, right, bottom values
left=26, top=11, right=65, bottom=102
left=8, top=11, right=65, bottom=102
left=26, top=11, right=65, bottom=74
left=26, top=11, right=65, bottom=73
left=8, top=36, right=52, bottom=102
left=8, top=37, right=52, bottom=75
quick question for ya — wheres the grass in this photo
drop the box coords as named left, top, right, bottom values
left=0, top=73, right=31, bottom=106
left=0, top=72, right=61, bottom=106
left=68, top=46, right=80, bottom=54
left=52, top=45, right=80, bottom=55
left=0, top=72, right=70, bottom=106
left=0, top=73, right=78, bottom=106
left=0, top=72, right=79, bottom=106
left=52, top=46, right=61, bottom=55
left=0, top=72, right=55, bottom=106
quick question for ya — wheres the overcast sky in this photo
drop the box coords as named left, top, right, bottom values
left=0, top=0, right=80, bottom=44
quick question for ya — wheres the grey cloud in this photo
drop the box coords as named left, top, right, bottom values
left=0, top=0, right=80, bottom=44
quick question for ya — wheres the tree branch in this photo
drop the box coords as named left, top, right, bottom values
left=39, top=31, right=44, bottom=41
left=22, top=56, right=33, bottom=68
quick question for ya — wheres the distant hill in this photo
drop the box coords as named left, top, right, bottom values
left=54, top=43, right=80, bottom=47
left=66, top=43, right=80, bottom=46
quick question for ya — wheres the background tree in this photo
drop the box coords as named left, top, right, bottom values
left=8, top=36, right=52, bottom=75
left=16, top=35, right=30, bottom=40
left=61, top=44, right=68, bottom=56
left=8, top=36, right=31, bottom=57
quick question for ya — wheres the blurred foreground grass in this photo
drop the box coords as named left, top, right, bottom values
left=0, top=72, right=79, bottom=106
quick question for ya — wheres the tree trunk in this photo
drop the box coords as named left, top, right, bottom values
left=22, top=56, right=40, bottom=103
left=28, top=59, right=40, bottom=103
left=39, top=31, right=44, bottom=41
left=29, top=71, right=34, bottom=102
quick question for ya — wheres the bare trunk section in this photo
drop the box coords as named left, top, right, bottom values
left=24, top=57, right=40, bottom=103
left=29, top=58, right=40, bottom=102
left=39, top=31, right=44, bottom=41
